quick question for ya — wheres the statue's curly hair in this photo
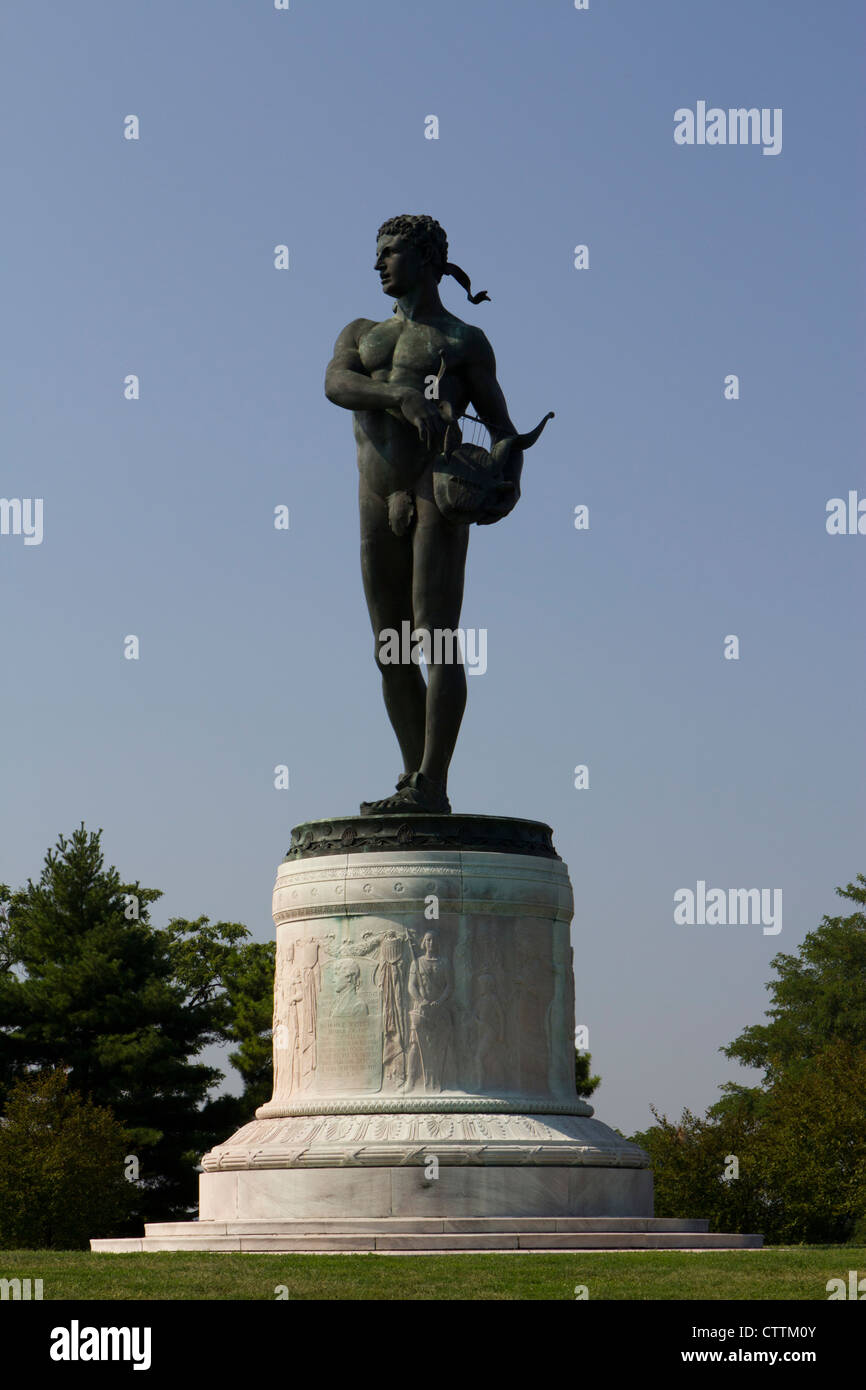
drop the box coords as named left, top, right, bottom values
left=376, top=214, right=490, bottom=305
left=376, top=214, right=448, bottom=280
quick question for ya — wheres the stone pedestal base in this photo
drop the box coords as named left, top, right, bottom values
left=194, top=820, right=657, bottom=1227
left=91, top=1217, right=762, bottom=1253
left=200, top=1164, right=654, bottom=1223
left=90, top=815, right=763, bottom=1252
left=197, top=1110, right=653, bottom=1221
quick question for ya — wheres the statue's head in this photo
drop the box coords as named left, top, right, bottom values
left=375, top=215, right=489, bottom=306
left=375, top=214, right=448, bottom=297
left=335, top=958, right=361, bottom=994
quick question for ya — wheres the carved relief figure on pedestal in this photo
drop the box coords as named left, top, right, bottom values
left=287, top=950, right=304, bottom=1089
left=272, top=941, right=290, bottom=1099
left=272, top=940, right=304, bottom=1098
left=332, top=958, right=369, bottom=1018
left=285, top=946, right=304, bottom=1094
left=371, top=930, right=410, bottom=1089
left=473, top=970, right=505, bottom=1092
left=296, top=937, right=322, bottom=1088
left=407, top=928, right=452, bottom=1092
left=515, top=934, right=554, bottom=1095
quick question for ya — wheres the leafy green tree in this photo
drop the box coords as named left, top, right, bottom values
left=750, top=1041, right=866, bottom=1244
left=721, top=875, right=866, bottom=1088
left=632, top=1102, right=769, bottom=1236
left=631, top=875, right=866, bottom=1243
left=0, top=826, right=270, bottom=1221
left=0, top=1069, right=135, bottom=1249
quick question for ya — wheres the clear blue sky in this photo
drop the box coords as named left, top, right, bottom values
left=2, top=0, right=863, bottom=1134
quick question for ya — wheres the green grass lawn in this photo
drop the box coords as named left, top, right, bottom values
left=1, top=1247, right=863, bottom=1300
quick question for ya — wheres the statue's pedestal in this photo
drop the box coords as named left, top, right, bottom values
left=201, top=814, right=650, bottom=1222
left=91, top=816, right=761, bottom=1250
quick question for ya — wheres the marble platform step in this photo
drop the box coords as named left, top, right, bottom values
left=91, top=1217, right=763, bottom=1252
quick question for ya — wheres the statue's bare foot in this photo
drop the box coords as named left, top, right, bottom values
left=360, top=771, right=451, bottom=816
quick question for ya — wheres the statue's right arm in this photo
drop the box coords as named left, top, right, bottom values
left=324, top=319, right=404, bottom=412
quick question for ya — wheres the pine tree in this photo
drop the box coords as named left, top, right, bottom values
left=0, top=826, right=264, bottom=1222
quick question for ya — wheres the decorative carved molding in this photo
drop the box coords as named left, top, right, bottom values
left=201, top=1112, right=650, bottom=1171
left=256, top=1094, right=593, bottom=1117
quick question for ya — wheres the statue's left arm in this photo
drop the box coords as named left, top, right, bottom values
left=462, top=330, right=524, bottom=521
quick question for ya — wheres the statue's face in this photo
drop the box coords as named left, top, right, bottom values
left=375, top=234, right=425, bottom=298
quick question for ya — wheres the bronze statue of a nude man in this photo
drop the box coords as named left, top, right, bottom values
left=325, top=214, right=544, bottom=816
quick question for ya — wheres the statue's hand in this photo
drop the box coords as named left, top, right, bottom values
left=400, top=389, right=448, bottom=453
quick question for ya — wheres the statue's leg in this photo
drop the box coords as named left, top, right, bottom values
left=411, top=492, right=470, bottom=795
left=359, top=479, right=426, bottom=775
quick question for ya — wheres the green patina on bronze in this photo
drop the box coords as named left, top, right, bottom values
left=324, top=214, right=553, bottom=817
left=286, top=814, right=560, bottom=861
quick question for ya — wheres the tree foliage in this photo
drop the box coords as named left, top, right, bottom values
left=575, top=1049, right=601, bottom=1100
left=0, top=1069, right=135, bottom=1249
left=721, top=876, right=866, bottom=1087
left=631, top=875, right=866, bottom=1243
left=0, top=826, right=273, bottom=1223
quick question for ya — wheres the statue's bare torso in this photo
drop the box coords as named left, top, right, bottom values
left=343, top=310, right=481, bottom=499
